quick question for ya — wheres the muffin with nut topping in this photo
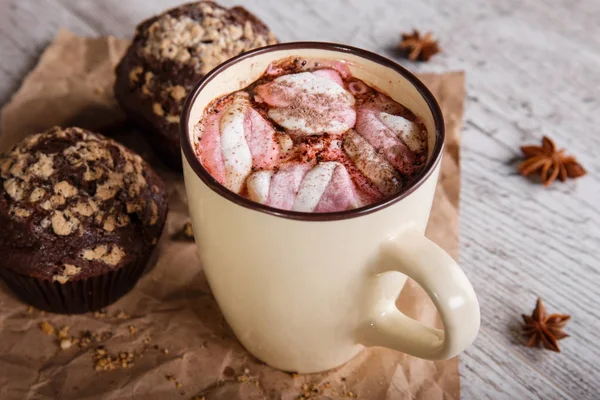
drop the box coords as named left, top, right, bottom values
left=0, top=127, right=168, bottom=314
left=114, top=1, right=278, bottom=169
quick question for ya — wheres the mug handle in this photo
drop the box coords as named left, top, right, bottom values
left=360, top=224, right=480, bottom=359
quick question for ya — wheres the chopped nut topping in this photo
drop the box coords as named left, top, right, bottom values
left=81, top=245, right=126, bottom=266
left=71, top=200, right=97, bottom=217
left=29, top=187, right=46, bottom=202
left=10, top=206, right=31, bottom=218
left=52, top=264, right=82, bottom=284
left=141, top=8, right=277, bottom=75
left=145, top=71, right=154, bottom=83
left=95, top=172, right=123, bottom=201
left=52, top=275, right=69, bottom=284
left=169, top=85, right=187, bottom=101
left=166, top=115, right=180, bottom=124
left=51, top=210, right=80, bottom=236
left=103, top=215, right=117, bottom=232
left=129, top=66, right=143, bottom=84
left=3, top=179, right=24, bottom=201
left=8, top=155, right=28, bottom=177
left=153, top=103, right=165, bottom=117
left=0, top=157, right=13, bottom=177
left=83, top=166, right=104, bottom=181
left=49, top=195, right=66, bottom=207
left=149, top=201, right=159, bottom=224
left=27, top=153, right=55, bottom=179
left=54, top=180, right=78, bottom=198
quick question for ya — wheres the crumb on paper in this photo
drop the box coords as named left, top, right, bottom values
left=183, top=221, right=194, bottom=240
left=296, top=380, right=355, bottom=399
left=128, top=325, right=137, bottom=335
left=26, top=306, right=34, bottom=314
left=116, top=310, right=131, bottom=319
left=57, top=325, right=69, bottom=340
left=76, top=330, right=113, bottom=348
left=166, top=374, right=184, bottom=391
left=94, top=86, right=105, bottom=95
left=162, top=348, right=169, bottom=354
left=60, top=338, right=72, bottom=350
left=39, top=321, right=55, bottom=336
left=93, top=346, right=135, bottom=371
left=93, top=310, right=108, bottom=318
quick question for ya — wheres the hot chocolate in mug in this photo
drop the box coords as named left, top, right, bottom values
left=181, top=42, right=480, bottom=373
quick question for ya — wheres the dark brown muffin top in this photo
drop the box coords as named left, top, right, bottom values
left=137, top=1, right=277, bottom=74
left=114, top=1, right=278, bottom=169
left=127, top=1, right=277, bottom=118
left=0, top=127, right=168, bottom=282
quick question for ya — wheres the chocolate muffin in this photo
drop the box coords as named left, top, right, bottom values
left=114, top=1, right=278, bottom=169
left=0, top=127, right=168, bottom=314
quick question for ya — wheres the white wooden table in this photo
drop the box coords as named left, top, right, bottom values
left=1, top=0, right=599, bottom=398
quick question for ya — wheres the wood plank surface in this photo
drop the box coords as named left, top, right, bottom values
left=1, top=0, right=599, bottom=398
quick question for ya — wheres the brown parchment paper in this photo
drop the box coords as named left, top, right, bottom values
left=0, top=30, right=465, bottom=400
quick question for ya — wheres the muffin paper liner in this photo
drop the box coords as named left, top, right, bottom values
left=0, top=251, right=154, bottom=314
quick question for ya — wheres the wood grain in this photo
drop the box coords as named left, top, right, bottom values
left=1, top=0, right=599, bottom=398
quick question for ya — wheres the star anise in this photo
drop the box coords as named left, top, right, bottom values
left=522, top=298, right=570, bottom=352
left=519, top=136, right=586, bottom=187
left=399, top=30, right=441, bottom=62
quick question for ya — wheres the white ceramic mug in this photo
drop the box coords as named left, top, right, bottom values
left=181, top=43, right=480, bottom=373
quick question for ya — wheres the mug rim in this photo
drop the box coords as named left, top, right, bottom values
left=180, top=41, right=445, bottom=221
